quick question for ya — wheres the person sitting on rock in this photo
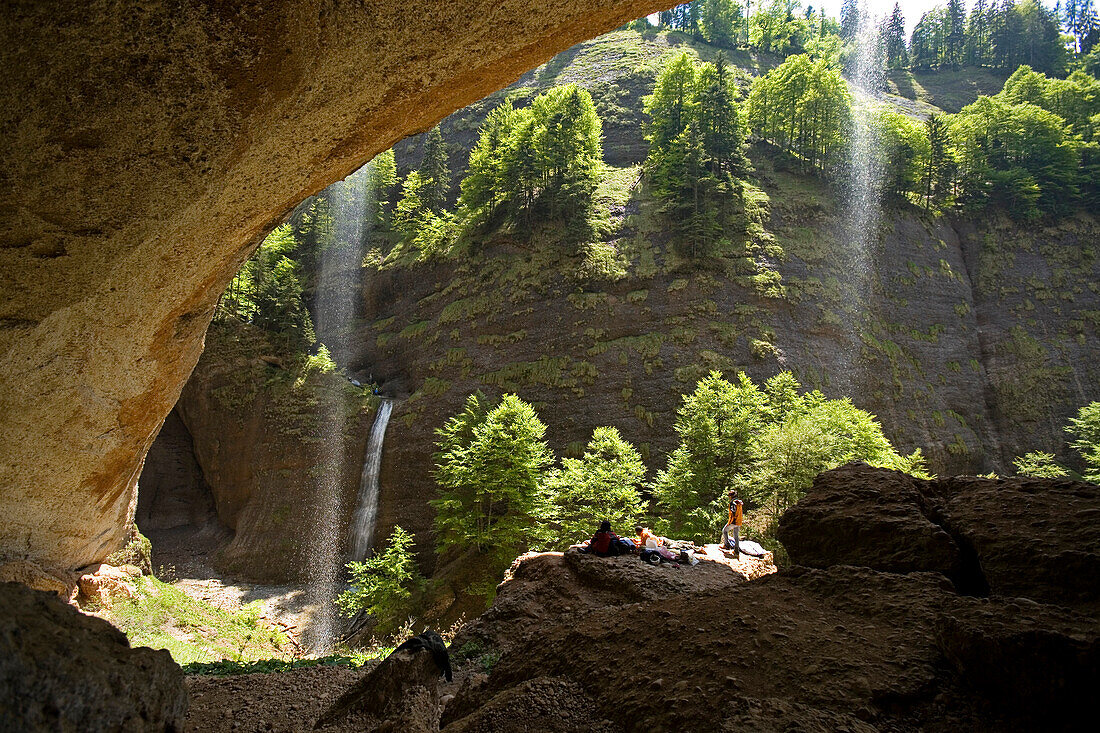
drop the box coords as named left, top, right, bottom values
left=588, top=520, right=631, bottom=557
left=634, top=525, right=663, bottom=549
left=720, top=490, right=744, bottom=559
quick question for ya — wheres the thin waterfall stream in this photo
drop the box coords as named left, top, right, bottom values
left=348, top=398, right=395, bottom=562
left=302, top=165, right=373, bottom=653
left=837, top=3, right=886, bottom=394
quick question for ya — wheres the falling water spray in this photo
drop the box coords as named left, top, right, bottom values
left=838, top=4, right=886, bottom=393
left=302, top=166, right=372, bottom=653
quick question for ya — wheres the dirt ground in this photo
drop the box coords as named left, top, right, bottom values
left=182, top=546, right=776, bottom=731
left=149, top=525, right=319, bottom=651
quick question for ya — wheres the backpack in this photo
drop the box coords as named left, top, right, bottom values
left=591, top=531, right=613, bottom=556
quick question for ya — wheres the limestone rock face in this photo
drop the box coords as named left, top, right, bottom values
left=77, top=564, right=139, bottom=607
left=136, top=409, right=216, bottom=532
left=0, top=0, right=666, bottom=573
left=776, top=463, right=961, bottom=577
left=778, top=464, right=1100, bottom=611
left=0, top=560, right=77, bottom=601
left=172, top=327, right=372, bottom=583
left=0, top=581, right=187, bottom=730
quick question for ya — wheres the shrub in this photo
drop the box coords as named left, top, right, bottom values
left=336, top=526, right=425, bottom=638
left=1066, top=401, right=1100, bottom=483
left=1013, top=451, right=1069, bottom=478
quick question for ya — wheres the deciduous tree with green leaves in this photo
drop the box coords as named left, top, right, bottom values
left=654, top=371, right=927, bottom=543
left=545, top=426, right=647, bottom=546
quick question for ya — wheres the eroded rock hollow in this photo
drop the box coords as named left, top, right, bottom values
left=0, top=0, right=667, bottom=573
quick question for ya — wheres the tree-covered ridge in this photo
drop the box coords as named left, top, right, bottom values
left=648, top=0, right=1098, bottom=77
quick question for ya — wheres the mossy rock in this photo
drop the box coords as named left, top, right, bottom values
left=107, top=523, right=153, bottom=576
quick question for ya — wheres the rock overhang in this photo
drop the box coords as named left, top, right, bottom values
left=0, top=0, right=671, bottom=572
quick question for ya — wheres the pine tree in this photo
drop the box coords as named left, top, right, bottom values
left=419, top=126, right=451, bottom=214
left=840, top=0, right=860, bottom=40
left=946, top=0, right=967, bottom=67
left=910, top=12, right=938, bottom=69
left=923, top=112, right=953, bottom=210
left=965, top=0, right=993, bottom=66
left=458, top=86, right=603, bottom=241
left=701, top=0, right=738, bottom=46
left=336, top=526, right=426, bottom=636
left=431, top=394, right=553, bottom=569
left=366, top=149, right=397, bottom=230
left=644, top=53, right=699, bottom=155
left=1066, top=401, right=1100, bottom=483
left=883, top=3, right=907, bottom=68
left=696, top=52, right=748, bottom=175
left=992, top=0, right=1025, bottom=70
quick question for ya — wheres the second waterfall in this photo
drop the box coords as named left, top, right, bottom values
left=348, top=399, right=395, bottom=562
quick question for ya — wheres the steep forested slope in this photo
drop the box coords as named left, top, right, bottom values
left=149, top=29, right=1099, bottom=576
left=360, top=30, right=1100, bottom=548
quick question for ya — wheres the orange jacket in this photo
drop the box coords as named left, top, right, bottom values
left=635, top=527, right=659, bottom=547
left=729, top=499, right=743, bottom=527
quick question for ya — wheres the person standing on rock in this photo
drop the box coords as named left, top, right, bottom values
left=721, top=490, right=743, bottom=559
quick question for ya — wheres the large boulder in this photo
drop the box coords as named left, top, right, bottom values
left=0, top=581, right=187, bottom=730
left=314, top=643, right=447, bottom=732
left=779, top=464, right=1100, bottom=612
left=442, top=564, right=1100, bottom=732
left=452, top=549, right=774, bottom=656
left=0, top=559, right=77, bottom=602
left=932, top=475, right=1100, bottom=612
left=777, top=463, right=961, bottom=577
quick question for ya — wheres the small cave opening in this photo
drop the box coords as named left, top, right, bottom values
left=136, top=407, right=231, bottom=577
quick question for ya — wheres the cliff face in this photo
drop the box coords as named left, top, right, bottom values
left=149, top=31, right=1099, bottom=573
left=154, top=322, right=375, bottom=583
left=357, top=202, right=1098, bottom=557
left=342, top=32, right=1099, bottom=556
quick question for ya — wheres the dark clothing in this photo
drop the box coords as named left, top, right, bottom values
left=394, top=630, right=452, bottom=682
left=590, top=530, right=621, bottom=556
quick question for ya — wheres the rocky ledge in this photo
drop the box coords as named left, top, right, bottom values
left=437, top=464, right=1099, bottom=731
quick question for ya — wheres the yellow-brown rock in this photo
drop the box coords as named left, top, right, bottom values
left=0, top=559, right=77, bottom=602
left=0, top=1, right=667, bottom=572
left=77, top=564, right=139, bottom=607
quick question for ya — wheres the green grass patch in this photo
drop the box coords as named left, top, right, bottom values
left=103, top=576, right=290, bottom=666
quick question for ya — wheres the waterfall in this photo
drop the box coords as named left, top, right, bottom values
left=837, top=4, right=886, bottom=393
left=348, top=399, right=395, bottom=562
left=302, top=165, right=373, bottom=653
